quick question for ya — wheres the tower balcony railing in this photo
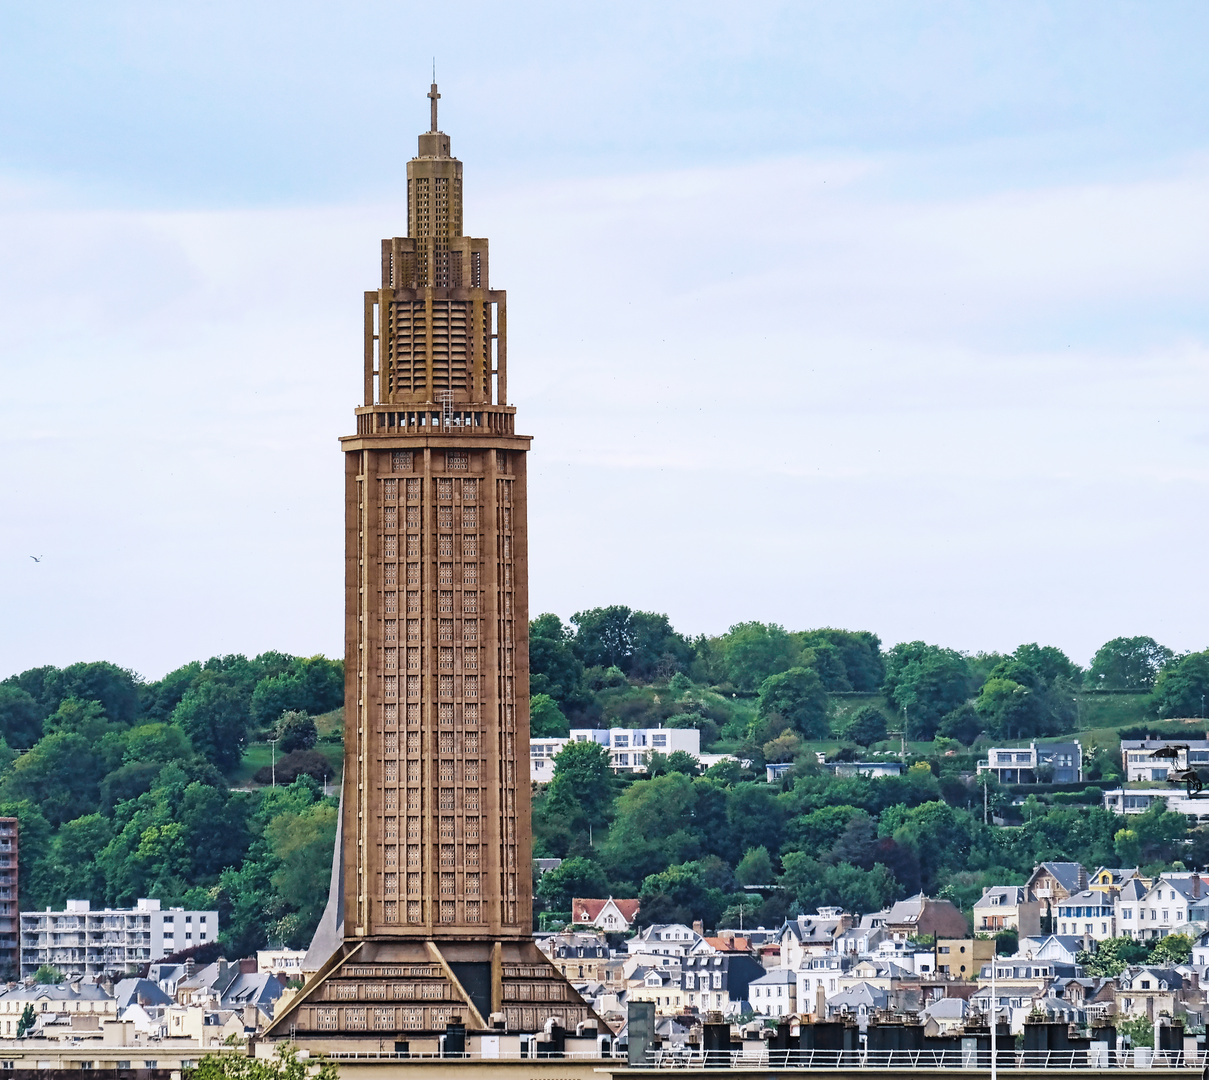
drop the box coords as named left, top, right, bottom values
left=354, top=406, right=516, bottom=438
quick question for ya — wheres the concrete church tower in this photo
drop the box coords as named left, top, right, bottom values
left=266, top=86, right=595, bottom=1046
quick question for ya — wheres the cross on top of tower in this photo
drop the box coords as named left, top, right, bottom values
left=428, top=82, right=440, bottom=132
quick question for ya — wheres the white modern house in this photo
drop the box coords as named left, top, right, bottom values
left=977, top=741, right=1082, bottom=784
left=530, top=727, right=703, bottom=781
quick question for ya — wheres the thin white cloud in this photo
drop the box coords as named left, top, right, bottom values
left=1, top=149, right=1207, bottom=677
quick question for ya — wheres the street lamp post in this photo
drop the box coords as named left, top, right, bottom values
left=990, top=958, right=998, bottom=1080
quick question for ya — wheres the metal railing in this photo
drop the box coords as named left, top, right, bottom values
left=285, top=1044, right=1208, bottom=1069
left=322, top=1049, right=622, bottom=1062
left=647, top=1046, right=1204, bottom=1069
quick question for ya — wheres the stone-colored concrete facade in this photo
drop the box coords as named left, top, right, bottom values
left=266, top=86, right=593, bottom=1044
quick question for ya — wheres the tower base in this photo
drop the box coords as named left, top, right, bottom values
left=263, top=936, right=598, bottom=1042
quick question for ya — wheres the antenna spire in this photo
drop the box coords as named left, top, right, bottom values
left=428, top=78, right=440, bottom=133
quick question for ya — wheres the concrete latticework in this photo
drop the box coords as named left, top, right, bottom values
left=265, top=87, right=595, bottom=1045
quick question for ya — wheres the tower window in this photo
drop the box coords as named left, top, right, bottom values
left=446, top=452, right=467, bottom=471
left=393, top=451, right=413, bottom=473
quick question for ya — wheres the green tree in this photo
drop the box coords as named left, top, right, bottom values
left=1076, top=936, right=1147, bottom=976
left=882, top=642, right=972, bottom=740
left=646, top=750, right=699, bottom=777
left=1116, top=1015, right=1154, bottom=1048
left=15, top=1004, right=35, bottom=1037
left=1086, top=637, right=1173, bottom=690
left=797, top=629, right=884, bottom=692
left=265, top=801, right=337, bottom=947
left=842, top=706, right=888, bottom=746
left=726, top=782, right=785, bottom=854
left=248, top=658, right=343, bottom=731
left=975, top=677, right=1044, bottom=741
left=535, top=856, right=609, bottom=911
left=546, top=741, right=614, bottom=830
left=1, top=732, right=105, bottom=826
left=172, top=680, right=251, bottom=771
left=718, top=622, right=799, bottom=692
left=529, top=615, right=590, bottom=713
left=34, top=965, right=63, bottom=984
left=122, top=722, right=196, bottom=764
left=42, top=662, right=141, bottom=725
left=1149, top=931, right=1193, bottom=965
left=141, top=661, right=203, bottom=722
left=798, top=643, right=851, bottom=691
left=187, top=1043, right=339, bottom=1080
left=601, top=772, right=701, bottom=883
left=43, top=697, right=111, bottom=741
left=781, top=852, right=898, bottom=914
left=529, top=694, right=569, bottom=737
left=571, top=606, right=691, bottom=680
left=762, top=729, right=802, bottom=764
left=637, top=858, right=731, bottom=929
left=1152, top=651, right=1209, bottom=719
left=757, top=668, right=828, bottom=739
left=937, top=703, right=983, bottom=745
left=276, top=711, right=317, bottom=753
left=1012, top=643, right=1082, bottom=685
left=783, top=805, right=864, bottom=856
left=0, top=686, right=46, bottom=749
left=46, top=814, right=112, bottom=906
left=735, top=845, right=773, bottom=886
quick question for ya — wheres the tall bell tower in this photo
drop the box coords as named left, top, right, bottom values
left=265, top=86, right=596, bottom=1046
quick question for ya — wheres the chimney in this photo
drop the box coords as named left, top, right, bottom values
left=692, top=921, right=703, bottom=935
left=1193, top=873, right=1202, bottom=900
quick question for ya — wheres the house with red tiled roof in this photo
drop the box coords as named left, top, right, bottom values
left=571, top=897, right=640, bottom=931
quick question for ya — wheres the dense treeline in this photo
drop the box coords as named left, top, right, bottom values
left=529, top=612, right=1209, bottom=933
left=0, top=654, right=342, bottom=958
left=1, top=614, right=1206, bottom=960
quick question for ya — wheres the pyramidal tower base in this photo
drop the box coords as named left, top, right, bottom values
left=262, top=86, right=601, bottom=1050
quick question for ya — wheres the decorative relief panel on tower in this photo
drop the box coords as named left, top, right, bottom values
left=267, top=89, right=601, bottom=1044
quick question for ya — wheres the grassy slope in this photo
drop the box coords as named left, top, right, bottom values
left=231, top=707, right=345, bottom=788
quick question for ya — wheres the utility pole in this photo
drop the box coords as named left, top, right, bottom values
left=990, top=958, right=998, bottom=1080
left=268, top=736, right=280, bottom=788
left=984, top=776, right=989, bottom=826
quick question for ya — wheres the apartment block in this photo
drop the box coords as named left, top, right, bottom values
left=0, top=820, right=17, bottom=979
left=531, top=727, right=703, bottom=781
left=21, top=899, right=218, bottom=979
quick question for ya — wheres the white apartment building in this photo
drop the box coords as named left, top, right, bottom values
left=256, top=948, right=307, bottom=976
left=21, top=899, right=219, bottom=979
left=1122, top=740, right=1209, bottom=783
left=1103, top=788, right=1209, bottom=822
left=530, top=727, right=703, bottom=781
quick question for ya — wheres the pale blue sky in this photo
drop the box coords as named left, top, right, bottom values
left=2, top=2, right=1208, bottom=679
